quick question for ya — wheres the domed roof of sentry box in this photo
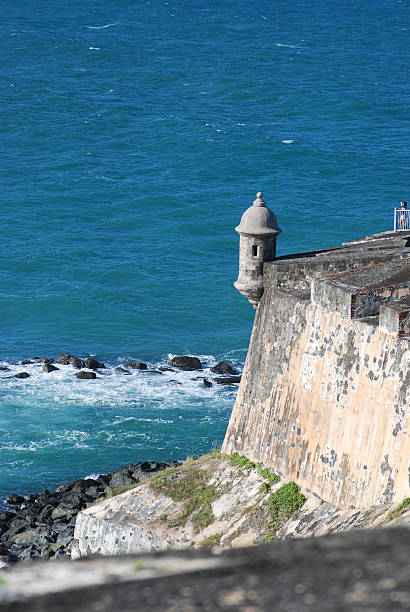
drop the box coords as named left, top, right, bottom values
left=235, top=192, right=282, bottom=236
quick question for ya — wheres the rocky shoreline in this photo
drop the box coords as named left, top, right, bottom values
left=2, top=354, right=242, bottom=386
left=0, top=460, right=179, bottom=568
left=0, top=354, right=242, bottom=568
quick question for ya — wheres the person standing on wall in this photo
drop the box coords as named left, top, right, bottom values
left=399, top=201, right=408, bottom=229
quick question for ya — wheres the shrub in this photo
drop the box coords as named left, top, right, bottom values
left=263, top=481, right=306, bottom=540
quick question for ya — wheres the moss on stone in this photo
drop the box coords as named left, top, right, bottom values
left=385, top=497, right=410, bottom=524
left=106, top=483, right=140, bottom=498
left=257, top=465, right=280, bottom=485
left=199, top=532, right=222, bottom=548
left=227, top=452, right=256, bottom=470
left=226, top=453, right=280, bottom=486
left=150, top=460, right=222, bottom=533
left=223, top=528, right=242, bottom=546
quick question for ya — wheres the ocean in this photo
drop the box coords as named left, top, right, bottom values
left=1, top=0, right=409, bottom=504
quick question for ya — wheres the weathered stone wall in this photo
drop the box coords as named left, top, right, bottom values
left=223, top=244, right=410, bottom=509
left=274, top=242, right=408, bottom=294
left=72, top=453, right=408, bottom=560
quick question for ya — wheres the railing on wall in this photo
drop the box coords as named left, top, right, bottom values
left=394, top=208, right=410, bottom=231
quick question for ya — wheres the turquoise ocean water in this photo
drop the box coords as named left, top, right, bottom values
left=1, top=0, right=409, bottom=503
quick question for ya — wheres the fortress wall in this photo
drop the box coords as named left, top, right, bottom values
left=222, top=267, right=410, bottom=509
left=274, top=249, right=405, bottom=294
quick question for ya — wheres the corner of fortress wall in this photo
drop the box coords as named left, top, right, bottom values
left=222, top=231, right=410, bottom=509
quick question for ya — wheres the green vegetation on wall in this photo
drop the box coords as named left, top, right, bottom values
left=385, top=497, right=410, bottom=524
left=263, top=481, right=307, bottom=540
left=227, top=452, right=280, bottom=488
left=149, top=461, right=223, bottom=532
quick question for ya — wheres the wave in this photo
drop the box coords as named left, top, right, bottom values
left=276, top=43, right=300, bottom=49
left=0, top=353, right=243, bottom=409
left=85, top=22, right=119, bottom=29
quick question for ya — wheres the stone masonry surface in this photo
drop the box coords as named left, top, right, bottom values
left=223, top=231, right=410, bottom=509
left=72, top=453, right=409, bottom=559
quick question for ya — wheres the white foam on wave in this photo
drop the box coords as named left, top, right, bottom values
left=85, top=472, right=101, bottom=480
left=276, top=43, right=299, bottom=49
left=85, top=22, right=119, bottom=29
left=0, top=354, right=243, bottom=412
left=0, top=439, right=59, bottom=452
left=137, top=418, right=175, bottom=424
left=281, top=139, right=295, bottom=144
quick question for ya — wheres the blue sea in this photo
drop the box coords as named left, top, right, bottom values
left=1, top=0, right=409, bottom=504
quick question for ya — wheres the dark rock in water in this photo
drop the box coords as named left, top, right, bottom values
left=125, top=361, right=147, bottom=370
left=24, top=494, right=37, bottom=504
left=13, top=372, right=30, bottom=379
left=35, top=358, right=53, bottom=364
left=140, top=461, right=158, bottom=472
left=215, top=375, right=242, bottom=385
left=6, top=494, right=24, bottom=506
left=75, top=371, right=97, bottom=380
left=56, top=353, right=73, bottom=365
left=69, top=356, right=84, bottom=369
left=158, top=366, right=174, bottom=372
left=116, top=367, right=131, bottom=375
left=83, top=358, right=106, bottom=370
left=0, top=366, right=10, bottom=371
left=21, top=360, right=34, bottom=365
left=191, top=376, right=213, bottom=387
left=168, top=356, right=202, bottom=371
left=43, top=363, right=59, bottom=373
left=210, top=361, right=238, bottom=375
left=56, top=354, right=84, bottom=368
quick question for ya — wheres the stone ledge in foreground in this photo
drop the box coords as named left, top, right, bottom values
left=72, top=453, right=410, bottom=559
left=0, top=526, right=410, bottom=611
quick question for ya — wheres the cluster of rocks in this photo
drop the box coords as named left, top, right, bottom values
left=168, top=356, right=241, bottom=385
left=2, top=354, right=107, bottom=381
left=2, top=355, right=242, bottom=386
left=0, top=460, right=178, bottom=568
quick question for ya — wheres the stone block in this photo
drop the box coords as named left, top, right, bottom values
left=379, top=295, right=410, bottom=337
